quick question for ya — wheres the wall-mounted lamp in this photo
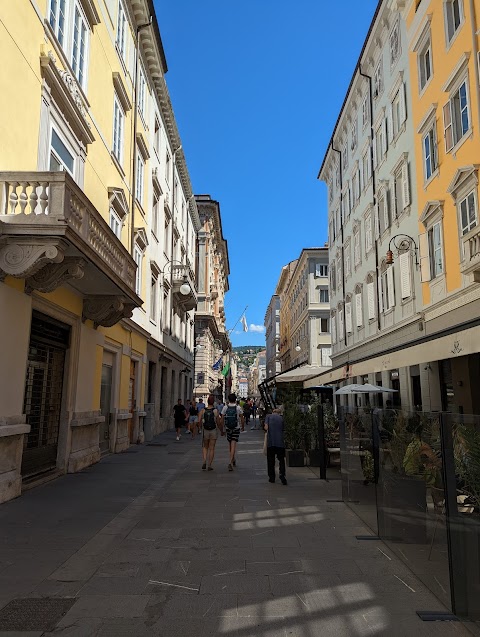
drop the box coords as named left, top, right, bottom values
left=386, top=234, right=419, bottom=268
left=295, top=345, right=301, bottom=352
left=161, top=259, right=192, bottom=296
left=424, top=363, right=432, bottom=371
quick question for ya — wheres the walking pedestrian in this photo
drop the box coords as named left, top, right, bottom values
left=198, top=395, right=224, bottom=471
left=197, top=398, right=205, bottom=433
left=173, top=398, right=186, bottom=441
left=221, top=393, right=244, bottom=471
left=187, top=399, right=198, bottom=438
left=264, top=407, right=287, bottom=485
left=243, top=399, right=252, bottom=429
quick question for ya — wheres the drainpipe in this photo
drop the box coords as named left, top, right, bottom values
left=469, top=0, right=480, bottom=130
left=330, top=142, right=347, bottom=345
left=129, top=18, right=152, bottom=258
left=359, top=66, right=382, bottom=331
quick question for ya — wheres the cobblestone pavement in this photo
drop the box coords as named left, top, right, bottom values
left=0, top=422, right=472, bottom=636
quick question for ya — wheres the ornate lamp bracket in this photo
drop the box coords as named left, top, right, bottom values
left=386, top=234, right=419, bottom=269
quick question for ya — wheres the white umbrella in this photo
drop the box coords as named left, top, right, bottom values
left=335, top=383, right=398, bottom=395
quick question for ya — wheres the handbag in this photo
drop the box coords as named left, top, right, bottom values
left=262, top=432, right=268, bottom=456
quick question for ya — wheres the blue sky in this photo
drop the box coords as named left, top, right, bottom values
left=156, top=0, right=379, bottom=346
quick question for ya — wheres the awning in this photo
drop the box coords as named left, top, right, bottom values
left=274, top=365, right=330, bottom=384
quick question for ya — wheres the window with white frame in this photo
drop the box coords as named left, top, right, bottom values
left=164, top=216, right=170, bottom=255
left=116, top=1, right=127, bottom=61
left=398, top=251, right=412, bottom=299
left=320, top=347, right=332, bottom=367
left=393, top=160, right=410, bottom=218
left=49, top=127, right=75, bottom=175
left=138, top=67, right=147, bottom=120
left=366, top=274, right=376, bottom=320
left=443, top=79, right=470, bottom=152
left=362, top=93, right=370, bottom=128
left=390, top=84, right=407, bottom=140
left=154, top=117, right=161, bottom=156
left=355, top=286, right=363, bottom=327
left=112, top=95, right=124, bottom=164
left=351, top=118, right=357, bottom=151
left=165, top=151, right=171, bottom=183
left=373, top=58, right=384, bottom=98
left=49, top=0, right=90, bottom=89
left=152, top=190, right=160, bottom=238
left=418, top=37, right=433, bottom=91
left=459, top=190, right=477, bottom=235
left=336, top=254, right=342, bottom=287
left=362, top=146, right=371, bottom=188
left=374, top=119, right=387, bottom=166
left=338, top=304, right=344, bottom=340
left=381, top=263, right=395, bottom=312
left=378, top=190, right=390, bottom=235
left=109, top=208, right=122, bottom=238
left=423, top=125, right=438, bottom=181
left=390, top=20, right=401, bottom=68
left=335, top=162, right=341, bottom=190
left=365, top=211, right=373, bottom=254
left=428, top=222, right=444, bottom=278
left=136, top=151, right=144, bottom=205
left=353, top=226, right=361, bottom=267
left=319, top=288, right=329, bottom=303
left=134, top=245, right=142, bottom=295
left=328, top=178, right=333, bottom=203
left=342, top=141, right=348, bottom=173
left=345, top=297, right=353, bottom=333
left=330, top=262, right=336, bottom=291
left=320, top=317, right=329, bottom=332
left=344, top=241, right=351, bottom=278
left=445, top=0, right=463, bottom=44
left=150, top=272, right=158, bottom=322
left=315, top=264, right=328, bottom=277
left=331, top=312, right=337, bottom=344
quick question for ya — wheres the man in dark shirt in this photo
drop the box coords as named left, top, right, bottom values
left=264, top=407, right=287, bottom=485
left=173, top=399, right=187, bottom=442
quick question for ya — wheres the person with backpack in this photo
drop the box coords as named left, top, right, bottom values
left=199, top=394, right=223, bottom=471
left=221, top=393, right=244, bottom=471
left=187, top=399, right=198, bottom=438
left=264, top=406, right=287, bottom=485
left=243, top=399, right=251, bottom=429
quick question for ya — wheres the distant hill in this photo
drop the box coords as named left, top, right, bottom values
left=233, top=346, right=264, bottom=369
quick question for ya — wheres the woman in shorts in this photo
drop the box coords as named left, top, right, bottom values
left=188, top=399, right=198, bottom=438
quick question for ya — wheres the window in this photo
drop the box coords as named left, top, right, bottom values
left=428, top=222, right=444, bottom=278
left=336, top=254, right=342, bottom=287
left=165, top=152, right=171, bottom=183
left=459, top=191, right=477, bottom=235
left=331, top=313, right=337, bottom=344
left=344, top=242, right=351, bottom=277
left=399, top=252, right=412, bottom=299
left=390, top=84, right=407, bottom=140
left=330, top=262, right=336, bottom=291
left=328, top=178, right=333, bottom=203
left=136, top=152, right=144, bottom=204
left=443, top=80, right=470, bottom=152
left=367, top=275, right=376, bottom=320
left=381, top=264, right=395, bottom=312
left=319, top=288, right=329, bottom=303
left=338, top=305, right=344, bottom=340
left=109, top=209, right=122, bottom=238
left=355, top=288, right=363, bottom=327
left=342, top=142, right=348, bottom=173
left=112, top=95, right=124, bottom=163
left=374, top=58, right=383, bottom=98
left=362, top=147, right=371, bottom=188
left=353, top=227, right=361, bottom=267
left=378, top=191, right=390, bottom=235
left=150, top=275, right=158, bottom=322
left=335, top=162, right=341, bottom=190
left=351, top=118, right=357, bottom=151
left=345, top=299, right=353, bottom=333
left=49, top=0, right=67, bottom=46
left=320, top=347, right=332, bottom=367
left=134, top=246, right=142, bottom=295
left=152, top=191, right=160, bottom=238
left=320, top=317, right=329, bottom=332
left=390, top=20, right=401, bottom=68
left=164, top=217, right=170, bottom=255
left=418, top=38, right=432, bottom=91
left=138, top=67, right=146, bottom=119
left=365, top=213, right=373, bottom=254
left=154, top=117, right=161, bottom=156
left=71, top=5, right=87, bottom=86
left=445, top=0, right=463, bottom=44
left=315, top=264, right=328, bottom=277
left=49, top=128, right=75, bottom=174
left=393, top=162, right=410, bottom=217
left=374, top=120, right=387, bottom=166
left=362, top=93, right=369, bottom=128
left=116, top=1, right=127, bottom=60
left=423, top=126, right=438, bottom=181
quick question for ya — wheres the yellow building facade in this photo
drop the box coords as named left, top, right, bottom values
left=0, top=0, right=199, bottom=502
left=406, top=0, right=480, bottom=413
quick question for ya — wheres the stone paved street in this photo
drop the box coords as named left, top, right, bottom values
left=0, top=423, right=471, bottom=636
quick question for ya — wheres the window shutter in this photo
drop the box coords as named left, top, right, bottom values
left=443, top=101, right=454, bottom=152
left=372, top=136, right=378, bottom=168
left=367, top=282, right=375, bottom=319
left=391, top=178, right=397, bottom=219
left=332, top=315, right=337, bottom=344
left=315, top=263, right=321, bottom=277
left=378, top=276, right=384, bottom=314
left=338, top=307, right=344, bottom=339
left=374, top=203, right=380, bottom=239
left=355, top=292, right=363, bottom=327
left=387, top=265, right=395, bottom=308
left=345, top=302, right=352, bottom=333
left=382, top=119, right=388, bottom=155
left=419, top=232, right=432, bottom=282
left=387, top=104, right=394, bottom=143
left=399, top=252, right=411, bottom=299
left=400, top=82, right=407, bottom=124
left=402, top=162, right=410, bottom=207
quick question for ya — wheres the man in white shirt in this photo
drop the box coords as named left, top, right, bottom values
left=221, top=393, right=244, bottom=471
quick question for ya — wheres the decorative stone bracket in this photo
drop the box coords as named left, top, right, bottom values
left=0, top=239, right=67, bottom=282
left=82, top=295, right=136, bottom=328
left=25, top=257, right=85, bottom=293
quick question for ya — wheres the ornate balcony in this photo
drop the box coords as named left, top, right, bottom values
left=460, top=224, right=480, bottom=282
left=0, top=172, right=142, bottom=326
left=170, top=263, right=197, bottom=311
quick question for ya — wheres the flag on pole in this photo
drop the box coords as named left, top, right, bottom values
left=212, top=357, right=223, bottom=371
left=221, top=362, right=230, bottom=377
left=241, top=314, right=248, bottom=332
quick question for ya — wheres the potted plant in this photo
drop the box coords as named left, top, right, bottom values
left=306, top=400, right=339, bottom=467
left=283, top=395, right=305, bottom=467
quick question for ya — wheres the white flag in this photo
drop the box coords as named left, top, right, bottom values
left=241, top=314, right=248, bottom=332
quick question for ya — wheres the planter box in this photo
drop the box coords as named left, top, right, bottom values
left=287, top=449, right=305, bottom=467
left=309, top=449, right=323, bottom=467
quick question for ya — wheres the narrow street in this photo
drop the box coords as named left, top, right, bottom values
left=0, top=424, right=468, bottom=637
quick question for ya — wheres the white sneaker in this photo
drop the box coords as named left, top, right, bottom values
left=176, top=436, right=180, bottom=441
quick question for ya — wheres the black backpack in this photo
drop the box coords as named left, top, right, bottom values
left=203, top=408, right=216, bottom=431
left=224, top=405, right=238, bottom=430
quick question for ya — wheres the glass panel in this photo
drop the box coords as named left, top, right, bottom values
left=51, top=129, right=74, bottom=174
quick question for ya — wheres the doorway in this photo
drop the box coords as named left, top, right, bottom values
left=22, top=312, right=70, bottom=478
left=128, top=360, right=136, bottom=443
left=99, top=363, right=112, bottom=454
